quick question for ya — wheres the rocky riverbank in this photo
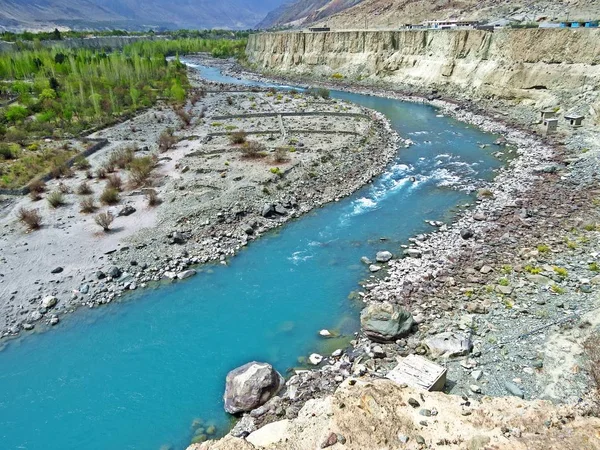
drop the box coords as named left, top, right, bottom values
left=0, top=69, right=399, bottom=342
left=187, top=58, right=600, bottom=448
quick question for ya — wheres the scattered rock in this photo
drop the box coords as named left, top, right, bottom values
left=41, top=296, right=57, bottom=309
left=460, top=229, right=474, bottom=240
left=360, top=302, right=414, bottom=342
left=309, top=353, right=323, bottom=365
left=376, top=251, right=393, bottom=262
left=50, top=267, right=63, bottom=274
left=504, top=381, right=524, bottom=399
left=118, top=205, right=136, bottom=217
left=177, top=269, right=197, bottom=280
left=424, top=332, right=472, bottom=358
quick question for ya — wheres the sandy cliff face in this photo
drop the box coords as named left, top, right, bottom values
left=247, top=29, right=600, bottom=123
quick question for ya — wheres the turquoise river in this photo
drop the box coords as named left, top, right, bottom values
left=0, top=63, right=504, bottom=449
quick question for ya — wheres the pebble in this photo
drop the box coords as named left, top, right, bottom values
left=470, top=385, right=482, bottom=394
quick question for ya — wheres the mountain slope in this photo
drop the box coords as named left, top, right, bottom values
left=258, top=0, right=362, bottom=29
left=259, top=0, right=599, bottom=30
left=0, top=0, right=287, bottom=31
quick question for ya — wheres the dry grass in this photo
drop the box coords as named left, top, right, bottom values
left=94, top=211, right=114, bottom=231
left=145, top=189, right=161, bottom=207
left=107, top=147, right=135, bottom=171
left=47, top=191, right=65, bottom=208
left=17, top=207, right=42, bottom=230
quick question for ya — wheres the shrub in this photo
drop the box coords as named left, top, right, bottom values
left=57, top=182, right=71, bottom=194
left=550, top=284, right=565, bottom=294
left=100, top=187, right=120, bottom=205
left=537, top=244, right=550, bottom=253
left=5, top=105, right=29, bottom=123
left=50, top=163, right=73, bottom=179
left=96, top=167, right=107, bottom=179
left=80, top=196, right=97, bottom=213
left=94, top=211, right=114, bottom=231
left=85, top=170, right=94, bottom=179
left=498, top=278, right=509, bottom=286
left=28, top=179, right=46, bottom=201
left=226, top=96, right=233, bottom=105
left=553, top=266, right=568, bottom=278
left=229, top=131, right=247, bottom=145
left=106, top=174, right=123, bottom=191
left=128, top=156, right=156, bottom=187
left=17, top=207, right=41, bottom=230
left=107, top=147, right=135, bottom=170
left=73, top=156, right=91, bottom=170
left=524, top=265, right=542, bottom=275
left=589, top=262, right=600, bottom=272
left=0, top=143, right=16, bottom=160
left=47, top=191, right=65, bottom=208
left=240, top=140, right=266, bottom=158
left=175, top=107, right=192, bottom=127
left=145, top=189, right=161, bottom=206
left=270, top=167, right=283, bottom=176
left=273, top=147, right=290, bottom=163
left=158, top=129, right=178, bottom=152
left=77, top=181, right=92, bottom=195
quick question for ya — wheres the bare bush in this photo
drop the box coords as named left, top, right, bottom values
left=145, top=189, right=161, bottom=207
left=58, top=182, right=71, bottom=194
left=77, top=181, right=92, bottom=195
left=240, top=140, right=266, bottom=158
left=584, top=333, right=600, bottom=398
left=100, top=187, right=120, bottom=205
left=18, top=207, right=42, bottom=230
left=107, top=147, right=135, bottom=170
left=96, top=167, right=107, bottom=179
left=28, top=179, right=46, bottom=201
left=158, top=129, right=178, bottom=152
left=273, top=147, right=290, bottom=163
left=106, top=174, right=123, bottom=191
left=175, top=108, right=192, bottom=127
left=94, top=211, right=114, bottom=232
left=47, top=191, right=65, bottom=208
left=226, top=96, right=233, bottom=105
left=79, top=196, right=97, bottom=213
left=229, top=131, right=247, bottom=145
left=85, top=170, right=94, bottom=179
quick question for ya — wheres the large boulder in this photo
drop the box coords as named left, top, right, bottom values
left=360, top=302, right=414, bottom=342
left=224, top=362, right=284, bottom=414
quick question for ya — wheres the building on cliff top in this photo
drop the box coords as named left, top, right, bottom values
left=422, top=20, right=480, bottom=30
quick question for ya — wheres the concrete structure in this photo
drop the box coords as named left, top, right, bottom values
left=541, top=109, right=556, bottom=120
left=422, top=20, right=479, bottom=30
left=560, top=21, right=599, bottom=28
left=543, top=118, right=559, bottom=133
left=565, top=114, right=584, bottom=127
left=308, top=27, right=330, bottom=32
left=386, top=354, right=447, bottom=391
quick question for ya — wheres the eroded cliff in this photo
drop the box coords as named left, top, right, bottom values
left=247, top=29, right=600, bottom=123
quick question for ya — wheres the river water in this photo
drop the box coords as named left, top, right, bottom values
left=0, top=63, right=503, bottom=450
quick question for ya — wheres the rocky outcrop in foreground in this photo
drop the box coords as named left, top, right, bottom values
left=192, top=378, right=600, bottom=450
